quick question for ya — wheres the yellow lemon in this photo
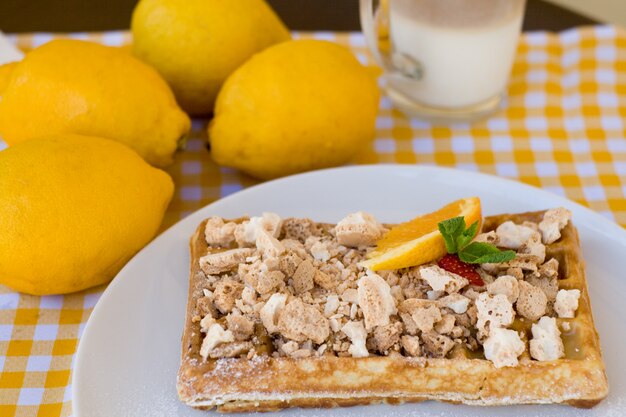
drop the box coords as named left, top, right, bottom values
left=209, top=39, right=380, bottom=180
left=0, top=39, right=190, bottom=167
left=0, top=62, right=16, bottom=93
left=132, top=0, right=290, bottom=114
left=0, top=134, right=174, bottom=295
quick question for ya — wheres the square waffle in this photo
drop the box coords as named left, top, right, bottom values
left=177, top=210, right=608, bottom=412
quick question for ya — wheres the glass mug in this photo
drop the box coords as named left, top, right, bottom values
left=360, top=0, right=526, bottom=122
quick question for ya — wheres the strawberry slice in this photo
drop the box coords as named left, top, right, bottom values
left=438, top=254, right=484, bottom=286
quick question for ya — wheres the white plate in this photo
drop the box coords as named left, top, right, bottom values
left=73, top=165, right=626, bottom=417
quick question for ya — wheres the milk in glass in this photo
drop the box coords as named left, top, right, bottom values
left=361, top=0, right=526, bottom=120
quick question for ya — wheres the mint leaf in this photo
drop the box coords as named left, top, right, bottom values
left=437, top=217, right=466, bottom=253
left=455, top=220, right=478, bottom=252
left=438, top=215, right=515, bottom=265
left=458, top=242, right=516, bottom=264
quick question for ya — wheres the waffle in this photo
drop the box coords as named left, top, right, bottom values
left=177, top=210, right=608, bottom=412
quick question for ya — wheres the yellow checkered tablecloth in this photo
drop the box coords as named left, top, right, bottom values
left=0, top=26, right=625, bottom=416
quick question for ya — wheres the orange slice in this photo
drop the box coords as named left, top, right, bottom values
left=359, top=197, right=482, bottom=271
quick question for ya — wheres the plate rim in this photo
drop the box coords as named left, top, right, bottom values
left=72, top=164, right=626, bottom=416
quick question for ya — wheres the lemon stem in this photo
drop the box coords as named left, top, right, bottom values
left=176, top=133, right=188, bottom=151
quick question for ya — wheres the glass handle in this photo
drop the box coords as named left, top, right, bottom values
left=359, top=0, right=386, bottom=67
left=359, top=0, right=423, bottom=80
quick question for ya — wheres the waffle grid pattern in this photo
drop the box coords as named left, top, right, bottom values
left=179, top=212, right=606, bottom=411
left=0, top=26, right=624, bottom=416
left=481, top=211, right=599, bottom=364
